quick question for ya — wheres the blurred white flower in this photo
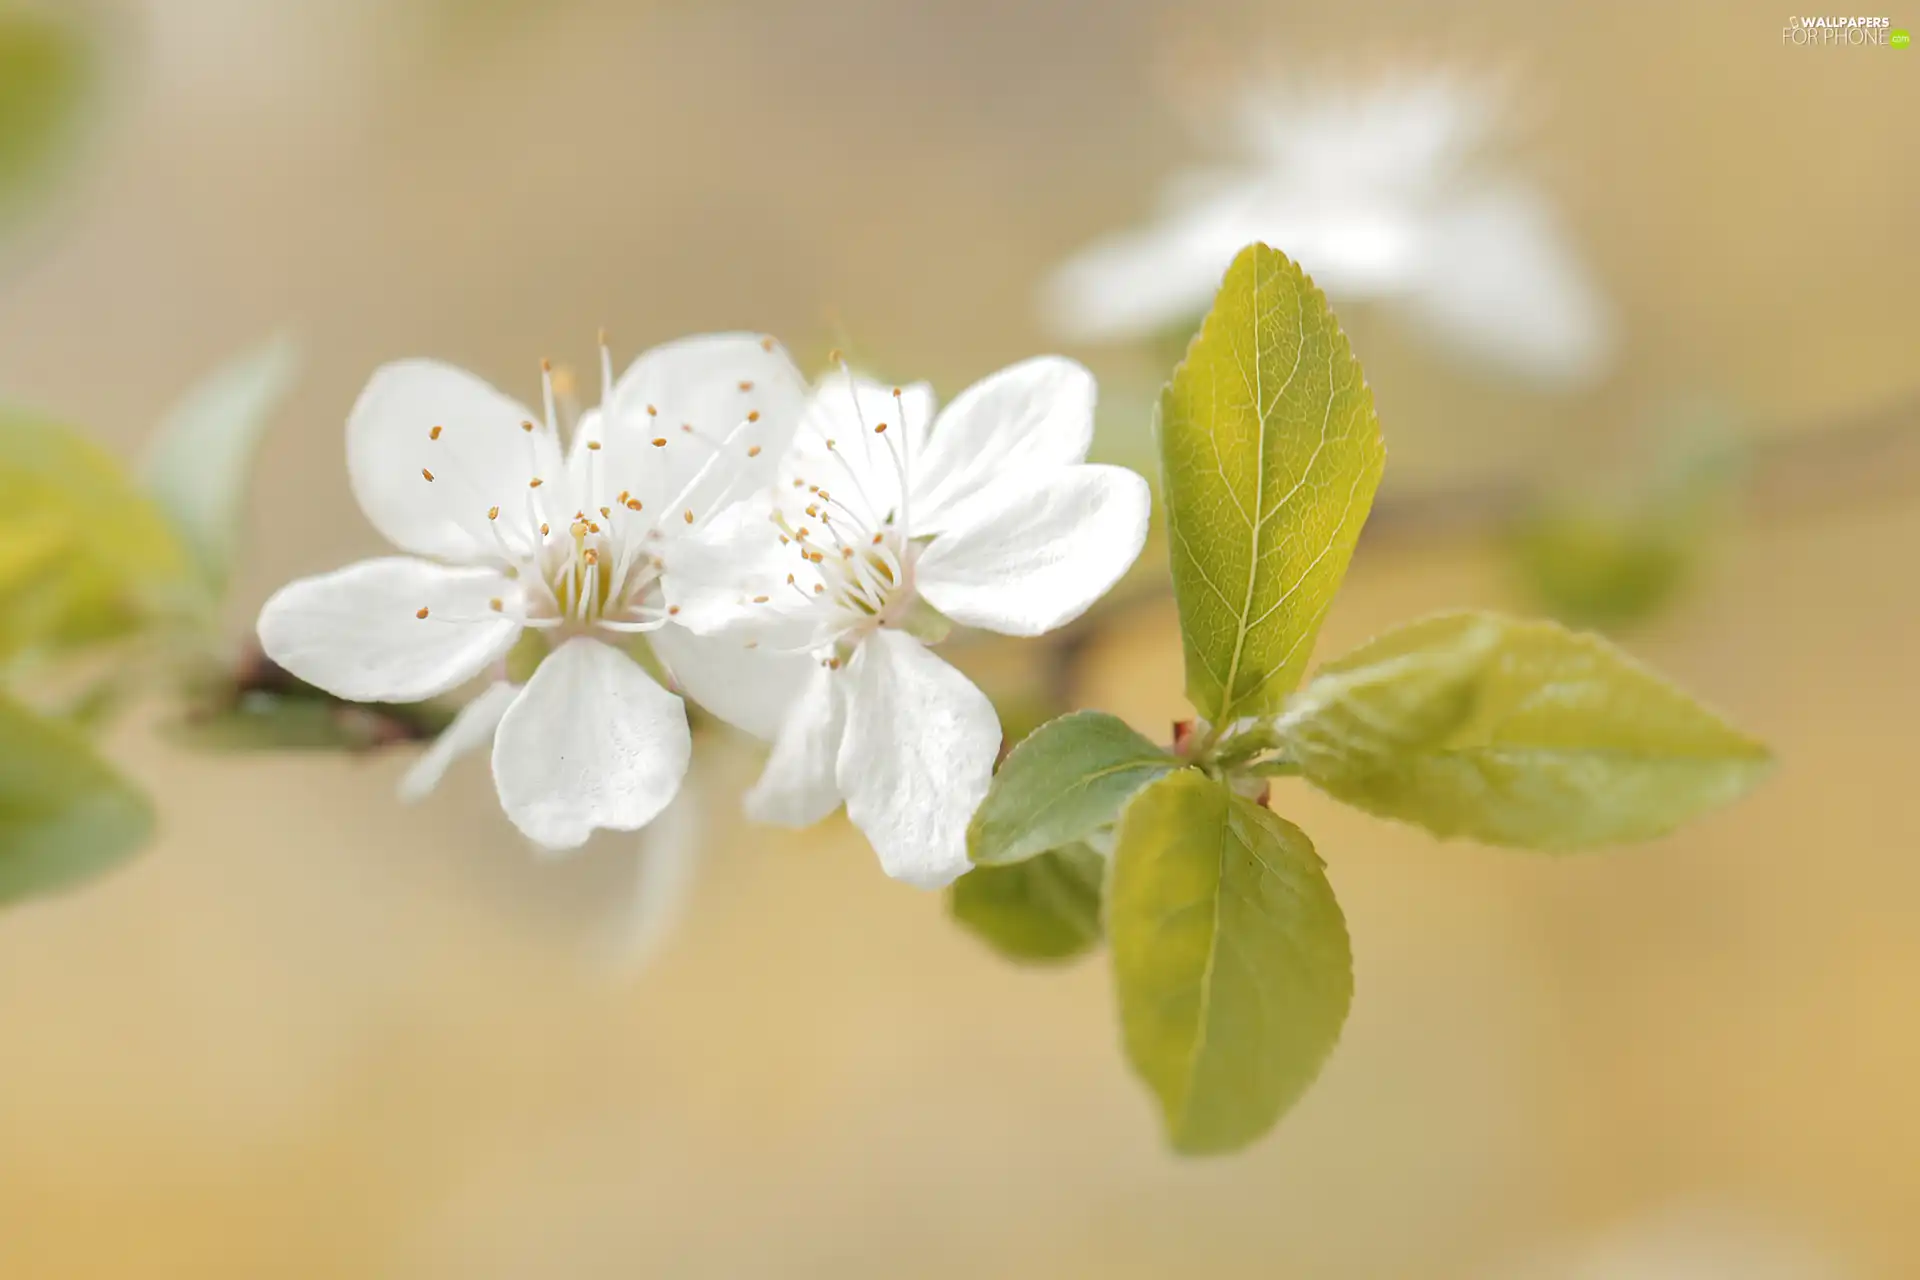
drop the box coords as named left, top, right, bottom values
left=665, top=358, right=1151, bottom=887
left=258, top=334, right=808, bottom=849
left=1042, top=73, right=1613, bottom=384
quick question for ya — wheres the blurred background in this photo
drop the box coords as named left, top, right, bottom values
left=0, top=0, right=1916, bottom=1275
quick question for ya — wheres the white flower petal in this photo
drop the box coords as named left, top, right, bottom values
left=745, top=662, right=846, bottom=827
left=490, top=637, right=692, bottom=850
left=347, top=360, right=563, bottom=562
left=834, top=630, right=998, bottom=888
left=659, top=501, right=830, bottom=650
left=602, top=333, right=809, bottom=526
left=646, top=620, right=813, bottom=742
left=916, top=463, right=1151, bottom=637
left=912, top=357, right=1098, bottom=533
left=256, top=557, right=520, bottom=702
left=1039, top=213, right=1247, bottom=344
left=398, top=680, right=518, bottom=802
left=1402, top=183, right=1613, bottom=384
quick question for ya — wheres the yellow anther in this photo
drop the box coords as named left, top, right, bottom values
left=600, top=506, right=611, bottom=517
left=682, top=509, right=695, bottom=524
left=652, top=437, right=668, bottom=447
left=583, top=548, right=599, bottom=565
left=668, top=605, right=681, bottom=616
left=529, top=477, right=544, bottom=488
left=813, top=583, right=825, bottom=594
left=421, top=468, right=435, bottom=482
left=521, top=421, right=535, bottom=433
left=540, top=522, right=550, bottom=535
left=646, top=404, right=658, bottom=416
left=871, top=532, right=883, bottom=545
left=874, top=422, right=888, bottom=434
left=429, top=425, right=443, bottom=440
left=747, top=411, right=761, bottom=423
left=587, top=440, right=602, bottom=451
left=489, top=598, right=503, bottom=612
left=488, top=506, right=500, bottom=520
left=626, top=498, right=642, bottom=511
left=415, top=606, right=430, bottom=619
left=760, top=336, right=775, bottom=352
left=747, top=444, right=762, bottom=457
left=753, top=595, right=770, bottom=603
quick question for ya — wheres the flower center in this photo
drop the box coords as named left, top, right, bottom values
left=763, top=370, right=927, bottom=658
left=415, top=351, right=673, bottom=640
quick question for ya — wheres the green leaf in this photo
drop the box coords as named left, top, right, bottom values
left=1509, top=505, right=1695, bottom=631
left=967, top=710, right=1176, bottom=867
left=0, top=411, right=192, bottom=659
left=143, top=334, right=299, bottom=593
left=0, top=690, right=151, bottom=907
left=948, top=842, right=1105, bottom=964
left=0, top=10, right=91, bottom=226
left=1283, top=611, right=1773, bottom=849
left=1158, top=242, right=1385, bottom=729
left=1109, top=769, right=1352, bottom=1155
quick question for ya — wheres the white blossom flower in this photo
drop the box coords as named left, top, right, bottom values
left=1042, top=73, right=1613, bottom=384
left=663, top=357, right=1151, bottom=887
left=257, top=334, right=807, bottom=849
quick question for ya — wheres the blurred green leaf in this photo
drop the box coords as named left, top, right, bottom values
left=1284, top=611, right=1773, bottom=850
left=1109, top=769, right=1351, bottom=1155
left=1510, top=410, right=1744, bottom=631
left=143, top=335, right=299, bottom=594
left=0, top=411, right=192, bottom=659
left=1509, top=507, right=1695, bottom=630
left=0, top=689, right=151, bottom=907
left=0, top=9, right=91, bottom=226
left=1159, top=243, right=1384, bottom=728
left=968, top=710, right=1175, bottom=867
left=949, top=842, right=1104, bottom=964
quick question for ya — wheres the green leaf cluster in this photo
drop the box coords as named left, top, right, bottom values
left=0, top=338, right=297, bottom=909
left=949, top=244, right=1771, bottom=1156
